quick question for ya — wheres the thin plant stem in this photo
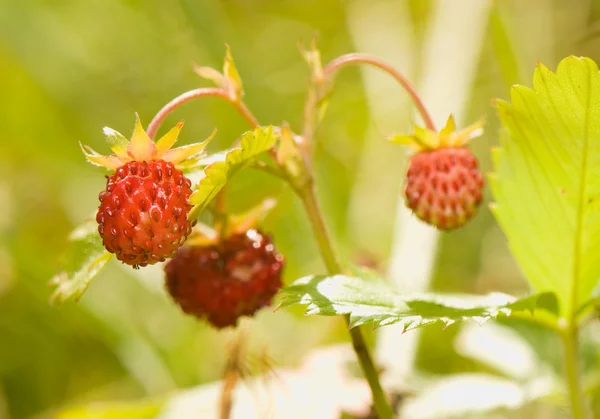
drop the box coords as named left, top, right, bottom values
left=219, top=331, right=247, bottom=419
left=302, top=53, right=436, bottom=150
left=561, top=323, right=588, bottom=419
left=219, top=365, right=239, bottom=419
left=214, top=190, right=229, bottom=239
left=322, top=54, right=436, bottom=131
left=249, top=161, right=288, bottom=180
left=301, top=85, right=319, bottom=154
left=297, top=182, right=393, bottom=419
left=297, top=183, right=340, bottom=273
left=146, top=87, right=259, bottom=139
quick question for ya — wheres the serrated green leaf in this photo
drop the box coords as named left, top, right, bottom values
left=188, top=126, right=277, bottom=219
left=50, top=219, right=112, bottom=304
left=491, top=56, right=600, bottom=317
left=277, top=275, right=558, bottom=331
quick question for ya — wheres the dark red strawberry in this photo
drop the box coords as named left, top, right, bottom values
left=164, top=229, right=284, bottom=328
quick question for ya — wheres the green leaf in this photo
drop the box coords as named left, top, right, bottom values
left=491, top=56, right=600, bottom=317
left=50, top=218, right=112, bottom=304
left=277, top=275, right=558, bottom=331
left=188, top=126, right=277, bottom=219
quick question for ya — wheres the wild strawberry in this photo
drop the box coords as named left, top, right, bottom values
left=164, top=229, right=284, bottom=328
left=390, top=115, right=485, bottom=230
left=81, top=115, right=215, bottom=267
left=405, top=147, right=484, bottom=230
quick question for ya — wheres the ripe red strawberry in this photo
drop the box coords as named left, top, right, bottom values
left=81, top=115, right=215, bottom=267
left=405, top=146, right=484, bottom=230
left=164, top=229, right=284, bottom=328
left=390, top=115, right=486, bottom=230
left=97, top=160, right=193, bottom=267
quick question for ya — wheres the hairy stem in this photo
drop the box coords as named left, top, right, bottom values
left=297, top=182, right=393, bottom=419
left=146, top=87, right=259, bottom=139
left=302, top=53, right=436, bottom=149
left=297, top=183, right=340, bottom=273
left=561, top=323, right=588, bottom=419
left=322, top=54, right=436, bottom=131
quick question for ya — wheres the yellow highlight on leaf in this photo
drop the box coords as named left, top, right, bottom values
left=127, top=114, right=157, bottom=161
left=162, top=128, right=217, bottom=164
left=156, top=121, right=184, bottom=156
left=389, top=114, right=485, bottom=152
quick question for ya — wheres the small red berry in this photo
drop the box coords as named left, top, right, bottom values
left=81, top=115, right=215, bottom=268
left=164, top=229, right=284, bottom=328
left=405, top=146, right=484, bottom=230
left=97, top=160, right=194, bottom=267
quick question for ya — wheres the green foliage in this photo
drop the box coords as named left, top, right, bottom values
left=188, top=125, right=278, bottom=219
left=491, top=56, right=600, bottom=317
left=278, top=275, right=558, bottom=330
left=50, top=218, right=113, bottom=304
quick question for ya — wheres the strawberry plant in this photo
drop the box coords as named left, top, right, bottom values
left=50, top=44, right=600, bottom=419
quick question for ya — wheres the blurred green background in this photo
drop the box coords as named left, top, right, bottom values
left=1, top=0, right=600, bottom=418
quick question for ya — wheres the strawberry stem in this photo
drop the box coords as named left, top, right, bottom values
left=146, top=87, right=259, bottom=139
left=214, top=191, right=229, bottom=241
left=219, top=331, right=245, bottom=419
left=322, top=53, right=436, bottom=131
left=302, top=53, right=436, bottom=152
left=296, top=181, right=393, bottom=419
